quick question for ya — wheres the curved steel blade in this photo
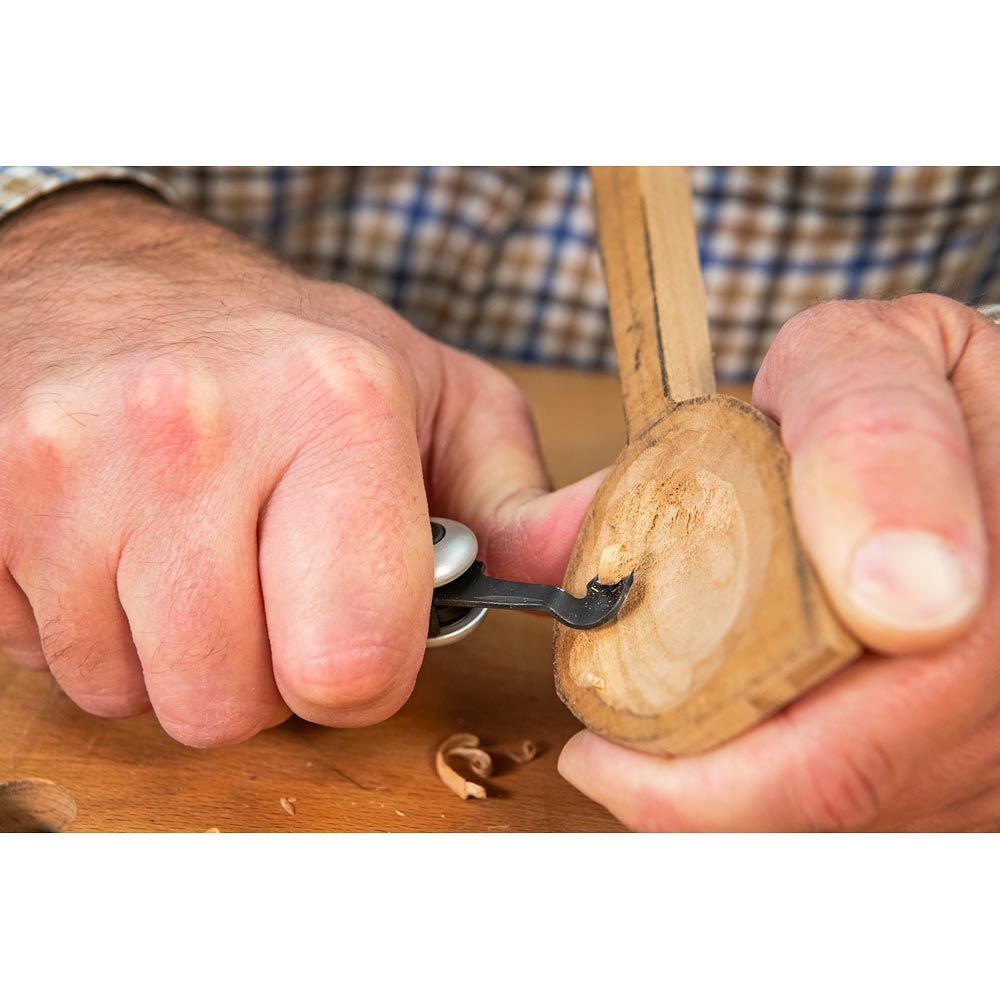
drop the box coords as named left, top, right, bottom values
left=432, top=562, right=634, bottom=630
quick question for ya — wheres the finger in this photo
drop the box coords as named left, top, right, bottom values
left=259, top=344, right=431, bottom=727
left=753, top=294, right=990, bottom=654
left=559, top=625, right=997, bottom=832
left=0, top=565, right=47, bottom=670
left=428, top=349, right=604, bottom=586
left=12, top=547, right=150, bottom=714
left=560, top=297, right=1000, bottom=832
left=0, top=381, right=148, bottom=703
left=118, top=506, right=285, bottom=747
left=895, top=786, right=1000, bottom=832
left=561, top=472, right=1000, bottom=835
left=883, top=721, right=1000, bottom=831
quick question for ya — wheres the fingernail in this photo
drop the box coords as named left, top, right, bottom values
left=850, top=530, right=981, bottom=630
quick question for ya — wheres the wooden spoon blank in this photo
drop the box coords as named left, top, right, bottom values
left=553, top=167, right=859, bottom=756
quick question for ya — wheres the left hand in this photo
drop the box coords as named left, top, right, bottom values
left=558, top=294, right=1000, bottom=831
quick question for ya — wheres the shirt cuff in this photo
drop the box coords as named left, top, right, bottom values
left=0, top=166, right=177, bottom=222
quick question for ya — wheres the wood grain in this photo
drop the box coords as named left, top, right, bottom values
left=0, top=363, right=668, bottom=833
left=592, top=166, right=714, bottom=433
left=554, top=167, right=860, bottom=756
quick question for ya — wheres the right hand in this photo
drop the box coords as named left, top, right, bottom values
left=558, top=295, right=1000, bottom=831
left=0, top=185, right=599, bottom=746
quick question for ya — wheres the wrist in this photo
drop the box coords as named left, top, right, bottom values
left=0, top=183, right=275, bottom=299
left=0, top=182, right=165, bottom=253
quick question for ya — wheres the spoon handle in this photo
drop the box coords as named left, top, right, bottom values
left=590, top=166, right=715, bottom=440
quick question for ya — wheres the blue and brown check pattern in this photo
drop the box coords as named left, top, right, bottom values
left=2, top=165, right=1000, bottom=380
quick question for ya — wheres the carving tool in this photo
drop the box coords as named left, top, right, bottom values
left=426, top=517, right=633, bottom=648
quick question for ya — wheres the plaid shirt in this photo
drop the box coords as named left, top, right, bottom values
left=2, top=165, right=999, bottom=380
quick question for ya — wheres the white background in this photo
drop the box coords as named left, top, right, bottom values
left=3, top=1, right=998, bottom=996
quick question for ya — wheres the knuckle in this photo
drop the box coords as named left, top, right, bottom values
left=157, top=710, right=265, bottom=749
left=294, top=333, right=413, bottom=421
left=795, top=381, right=967, bottom=465
left=72, top=689, right=149, bottom=719
left=123, top=358, right=228, bottom=473
left=0, top=384, right=94, bottom=515
left=793, top=739, right=898, bottom=831
left=7, top=383, right=92, bottom=464
left=777, top=299, right=855, bottom=346
left=39, top=616, right=102, bottom=682
left=776, top=294, right=970, bottom=371
left=479, top=360, right=522, bottom=399
left=142, top=626, right=232, bottom=682
left=881, top=294, right=981, bottom=365
left=0, top=620, right=48, bottom=671
left=285, top=637, right=420, bottom=721
left=463, top=354, right=530, bottom=413
left=129, top=565, right=234, bottom=678
left=883, top=292, right=956, bottom=330
left=36, top=618, right=147, bottom=715
left=769, top=300, right=884, bottom=380
left=2, top=648, right=49, bottom=671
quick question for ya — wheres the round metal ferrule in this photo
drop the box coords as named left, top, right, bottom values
left=431, top=517, right=479, bottom=585
left=427, top=517, right=488, bottom=647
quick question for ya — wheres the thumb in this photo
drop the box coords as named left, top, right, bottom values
left=428, top=352, right=604, bottom=586
left=754, top=294, right=989, bottom=654
left=479, top=470, right=607, bottom=586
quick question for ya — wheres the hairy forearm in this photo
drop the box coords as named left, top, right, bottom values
left=0, top=183, right=273, bottom=283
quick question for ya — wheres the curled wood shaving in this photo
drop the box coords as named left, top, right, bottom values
left=598, top=542, right=631, bottom=585
left=436, top=734, right=488, bottom=800
left=280, top=797, right=297, bottom=815
left=435, top=733, right=539, bottom=800
left=497, top=740, right=537, bottom=764
left=446, top=744, right=493, bottom=778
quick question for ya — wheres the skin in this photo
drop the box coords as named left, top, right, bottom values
left=559, top=294, right=1000, bottom=831
left=3, top=187, right=997, bottom=830
left=0, top=185, right=596, bottom=747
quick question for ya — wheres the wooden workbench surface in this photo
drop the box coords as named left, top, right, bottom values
left=0, top=364, right=749, bottom=833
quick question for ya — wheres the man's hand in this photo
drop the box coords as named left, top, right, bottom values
left=559, top=294, right=1000, bottom=831
left=0, top=186, right=595, bottom=746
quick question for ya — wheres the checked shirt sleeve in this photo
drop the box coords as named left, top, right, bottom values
left=0, top=166, right=176, bottom=223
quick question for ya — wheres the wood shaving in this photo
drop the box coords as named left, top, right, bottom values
left=496, top=740, right=537, bottom=764
left=435, top=734, right=488, bottom=800
left=598, top=542, right=632, bottom=584
left=435, top=733, right=538, bottom=800
left=204, top=827, right=221, bottom=833
left=280, top=797, right=297, bottom=815
left=394, top=809, right=405, bottom=817
left=446, top=744, right=493, bottom=778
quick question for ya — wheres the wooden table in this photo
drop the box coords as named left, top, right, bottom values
left=0, top=364, right=749, bottom=832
